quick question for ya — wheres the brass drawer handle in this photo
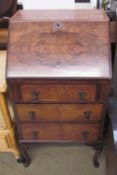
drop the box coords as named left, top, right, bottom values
left=31, top=90, right=39, bottom=101
left=83, top=111, right=92, bottom=120
left=32, top=131, right=39, bottom=140
left=82, top=131, right=90, bottom=141
left=28, top=111, right=36, bottom=121
left=79, top=91, right=86, bottom=102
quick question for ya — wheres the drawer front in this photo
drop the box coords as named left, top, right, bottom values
left=16, top=104, right=103, bottom=122
left=20, top=123, right=100, bottom=142
left=20, top=84, right=96, bottom=102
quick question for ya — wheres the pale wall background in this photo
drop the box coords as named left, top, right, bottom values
left=18, top=0, right=97, bottom=9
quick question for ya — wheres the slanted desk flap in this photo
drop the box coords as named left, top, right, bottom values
left=7, top=10, right=111, bottom=79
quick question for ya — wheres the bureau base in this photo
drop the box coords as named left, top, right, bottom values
left=17, top=139, right=103, bottom=168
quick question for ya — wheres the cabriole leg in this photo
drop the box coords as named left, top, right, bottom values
left=93, top=143, right=103, bottom=168
left=17, top=143, right=31, bottom=167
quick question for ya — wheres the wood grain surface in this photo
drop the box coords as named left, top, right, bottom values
left=10, top=9, right=108, bottom=22
left=7, top=10, right=111, bottom=79
left=15, top=103, right=103, bottom=122
left=20, top=84, right=96, bottom=102
left=20, top=123, right=100, bottom=142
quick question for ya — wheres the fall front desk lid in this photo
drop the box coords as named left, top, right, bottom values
left=7, top=10, right=111, bottom=79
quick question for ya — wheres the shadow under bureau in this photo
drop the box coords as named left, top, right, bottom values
left=7, top=9, right=111, bottom=167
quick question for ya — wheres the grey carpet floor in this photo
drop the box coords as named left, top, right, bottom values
left=0, top=144, right=105, bottom=175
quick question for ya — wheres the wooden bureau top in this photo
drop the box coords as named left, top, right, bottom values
left=9, top=9, right=108, bottom=22
left=7, top=10, right=111, bottom=79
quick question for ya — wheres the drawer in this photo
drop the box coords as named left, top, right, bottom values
left=20, top=123, right=100, bottom=142
left=16, top=104, right=103, bottom=122
left=19, top=84, right=97, bottom=102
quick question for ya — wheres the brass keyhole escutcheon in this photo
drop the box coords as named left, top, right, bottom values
left=53, top=22, right=63, bottom=31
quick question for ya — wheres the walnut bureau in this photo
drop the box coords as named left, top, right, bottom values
left=7, top=10, right=111, bottom=167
